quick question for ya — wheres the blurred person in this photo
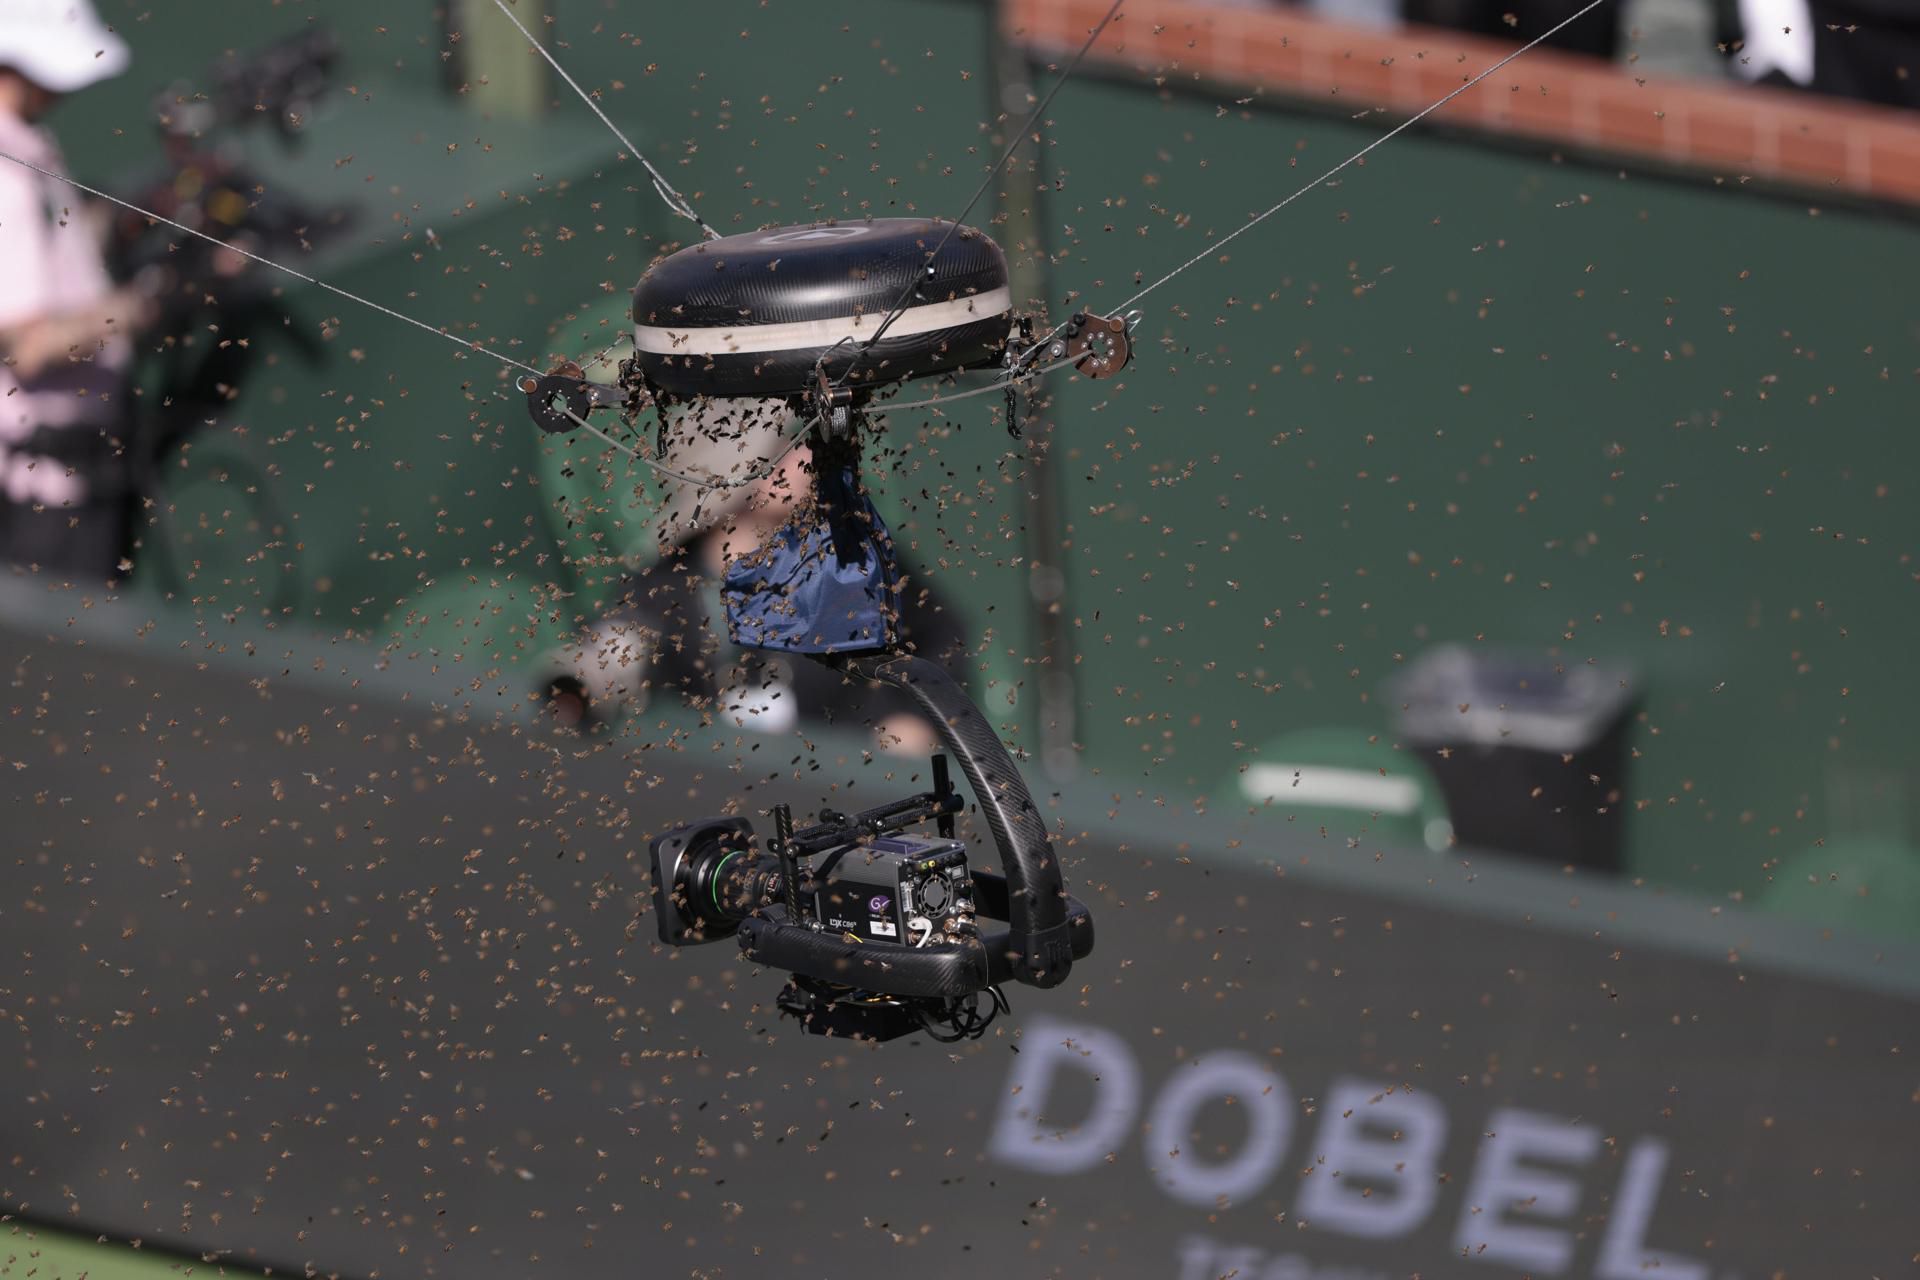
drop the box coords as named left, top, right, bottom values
left=1207, top=0, right=1400, bottom=28
left=1727, top=0, right=1920, bottom=107
left=1619, top=0, right=1727, bottom=79
left=0, top=0, right=152, bottom=581
left=1401, top=0, right=1623, bottom=57
left=542, top=398, right=970, bottom=757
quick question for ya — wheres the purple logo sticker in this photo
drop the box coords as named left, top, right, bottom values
left=868, top=894, right=891, bottom=913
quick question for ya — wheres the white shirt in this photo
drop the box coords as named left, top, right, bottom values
left=0, top=108, right=127, bottom=505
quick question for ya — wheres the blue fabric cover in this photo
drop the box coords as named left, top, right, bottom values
left=722, top=463, right=898, bottom=654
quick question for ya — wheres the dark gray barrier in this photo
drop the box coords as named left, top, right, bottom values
left=2, top=601, right=1915, bottom=1280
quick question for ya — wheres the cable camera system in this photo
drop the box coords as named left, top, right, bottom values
left=13, top=0, right=1597, bottom=1043
left=522, top=218, right=1125, bottom=1040
left=652, top=755, right=1094, bottom=1042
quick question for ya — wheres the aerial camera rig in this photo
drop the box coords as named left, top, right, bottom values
left=111, top=26, right=346, bottom=284
left=520, top=219, right=1129, bottom=1040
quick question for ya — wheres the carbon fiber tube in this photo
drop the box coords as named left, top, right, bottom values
left=736, top=916, right=991, bottom=999
left=835, top=652, right=1081, bottom=988
left=970, top=873, right=1096, bottom=984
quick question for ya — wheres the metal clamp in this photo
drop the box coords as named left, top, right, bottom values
left=1052, top=310, right=1134, bottom=380
left=1004, top=315, right=1036, bottom=438
left=518, top=360, right=623, bottom=435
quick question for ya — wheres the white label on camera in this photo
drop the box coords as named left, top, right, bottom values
left=869, top=919, right=898, bottom=937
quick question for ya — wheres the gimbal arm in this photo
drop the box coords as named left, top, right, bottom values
left=836, top=652, right=1083, bottom=989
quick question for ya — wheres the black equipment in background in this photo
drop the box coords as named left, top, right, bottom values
left=110, top=26, right=348, bottom=286
left=106, top=28, right=353, bottom=599
left=1393, top=646, right=1639, bottom=873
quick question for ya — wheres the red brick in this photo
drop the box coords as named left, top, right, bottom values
left=1423, top=62, right=1480, bottom=127
left=1772, top=119, right=1851, bottom=185
left=1684, top=105, right=1761, bottom=172
left=1240, top=27, right=1307, bottom=92
left=1866, top=130, right=1920, bottom=203
left=1497, top=74, right=1579, bottom=142
left=1009, top=0, right=1920, bottom=210
left=1592, top=83, right=1673, bottom=153
left=1333, top=47, right=1395, bottom=103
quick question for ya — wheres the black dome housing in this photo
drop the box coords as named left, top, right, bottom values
left=629, top=218, right=1013, bottom=400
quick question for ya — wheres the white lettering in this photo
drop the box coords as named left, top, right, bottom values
left=1595, top=1138, right=1708, bottom=1279
left=1297, top=1077, right=1447, bottom=1238
left=1169, top=1235, right=1395, bottom=1280
left=1216, top=1245, right=1266, bottom=1278
left=1453, top=1107, right=1600, bottom=1273
left=994, top=1025, right=1708, bottom=1276
left=987, top=1016, right=1139, bottom=1175
left=761, top=225, right=871, bottom=243
left=1144, top=1052, right=1291, bottom=1207
left=1262, top=1254, right=1316, bottom=1280
left=1175, top=1234, right=1218, bottom=1280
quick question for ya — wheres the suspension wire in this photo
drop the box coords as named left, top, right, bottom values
left=2, top=0, right=1606, bottom=502
left=1109, top=0, right=1611, bottom=316
left=826, top=0, right=1128, bottom=396
left=489, top=0, right=720, bottom=240
left=559, top=406, right=709, bottom=487
left=0, top=148, right=550, bottom=380
left=577, top=332, right=630, bottom=378
left=564, top=349, right=1081, bottom=505
left=869, top=356, right=1083, bottom=415
left=558, top=402, right=815, bottom=493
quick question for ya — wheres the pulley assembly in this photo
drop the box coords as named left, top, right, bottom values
left=522, top=216, right=1134, bottom=441
left=519, top=217, right=1130, bottom=1041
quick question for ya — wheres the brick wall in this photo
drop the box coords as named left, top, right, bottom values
left=1004, top=0, right=1920, bottom=206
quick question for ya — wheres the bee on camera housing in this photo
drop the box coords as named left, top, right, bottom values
left=510, top=218, right=1126, bottom=1041
left=650, top=755, right=1093, bottom=1043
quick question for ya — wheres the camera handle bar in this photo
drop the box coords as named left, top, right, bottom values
left=765, top=752, right=964, bottom=932
left=628, top=314, right=1121, bottom=1037
left=732, top=653, right=1094, bottom=999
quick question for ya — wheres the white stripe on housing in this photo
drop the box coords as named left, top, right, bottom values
left=1239, top=764, right=1422, bottom=814
left=633, top=286, right=1013, bottom=357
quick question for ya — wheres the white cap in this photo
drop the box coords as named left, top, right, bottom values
left=0, top=0, right=130, bottom=94
left=1734, top=0, right=1815, bottom=85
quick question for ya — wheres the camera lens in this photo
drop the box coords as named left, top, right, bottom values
left=684, top=831, right=776, bottom=936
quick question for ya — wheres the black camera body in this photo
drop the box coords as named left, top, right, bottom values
left=644, top=657, right=1095, bottom=1043
left=812, top=834, right=976, bottom=945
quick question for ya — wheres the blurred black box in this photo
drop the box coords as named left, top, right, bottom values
left=1392, top=646, right=1638, bottom=873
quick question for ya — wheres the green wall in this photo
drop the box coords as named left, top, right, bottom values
left=53, top=0, right=1038, bottom=735
left=44, top=2, right=1920, bottom=910
left=1037, top=76, right=1920, bottom=902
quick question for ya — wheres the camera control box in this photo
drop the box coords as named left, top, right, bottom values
left=811, top=834, right=975, bottom=943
